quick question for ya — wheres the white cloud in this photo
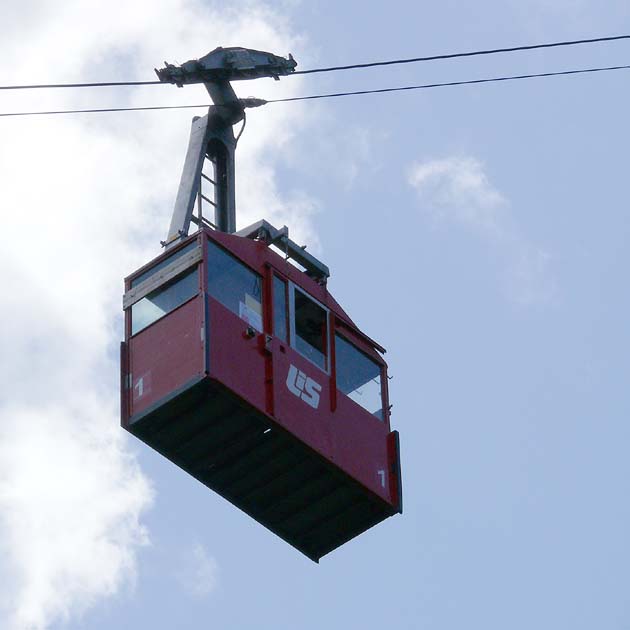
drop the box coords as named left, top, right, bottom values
left=177, top=543, right=219, bottom=598
left=409, top=156, right=555, bottom=305
left=0, top=1, right=316, bottom=628
left=0, top=399, right=152, bottom=630
left=409, top=156, right=507, bottom=235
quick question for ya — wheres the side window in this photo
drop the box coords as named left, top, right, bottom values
left=131, top=268, right=198, bottom=334
left=207, top=238, right=263, bottom=331
left=273, top=275, right=288, bottom=342
left=335, top=334, right=384, bottom=420
left=292, top=287, right=328, bottom=371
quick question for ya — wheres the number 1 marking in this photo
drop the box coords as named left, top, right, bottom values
left=134, top=377, right=144, bottom=398
left=377, top=469, right=386, bottom=488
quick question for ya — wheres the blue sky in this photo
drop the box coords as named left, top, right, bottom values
left=1, top=1, right=629, bottom=629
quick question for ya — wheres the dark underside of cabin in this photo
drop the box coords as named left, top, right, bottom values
left=126, top=376, right=396, bottom=562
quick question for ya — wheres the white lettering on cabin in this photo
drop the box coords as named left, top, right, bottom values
left=134, top=377, right=144, bottom=398
left=286, top=364, right=322, bottom=410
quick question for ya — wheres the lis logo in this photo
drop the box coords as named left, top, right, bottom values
left=286, top=364, right=322, bottom=409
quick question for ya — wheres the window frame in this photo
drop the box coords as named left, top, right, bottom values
left=205, top=237, right=264, bottom=331
left=130, top=240, right=199, bottom=289
left=288, top=282, right=331, bottom=374
left=124, top=237, right=202, bottom=338
left=334, top=331, right=386, bottom=421
left=272, top=273, right=290, bottom=343
left=130, top=266, right=200, bottom=336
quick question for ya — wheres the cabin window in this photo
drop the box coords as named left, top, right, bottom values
left=335, top=334, right=383, bottom=420
left=291, top=287, right=328, bottom=371
left=207, top=239, right=263, bottom=331
left=273, top=275, right=288, bottom=342
left=131, top=268, right=198, bottom=334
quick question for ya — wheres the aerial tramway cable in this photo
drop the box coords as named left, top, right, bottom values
left=0, top=33, right=628, bottom=91
left=1, top=63, right=629, bottom=118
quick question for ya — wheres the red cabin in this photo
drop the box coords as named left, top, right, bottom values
left=121, top=224, right=402, bottom=561
left=120, top=46, right=402, bottom=561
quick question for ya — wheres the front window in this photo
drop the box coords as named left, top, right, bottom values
left=335, top=334, right=384, bottom=420
left=131, top=268, right=198, bottom=334
left=292, top=288, right=328, bottom=371
left=207, top=238, right=263, bottom=331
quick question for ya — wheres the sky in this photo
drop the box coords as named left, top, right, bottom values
left=0, top=1, right=629, bottom=628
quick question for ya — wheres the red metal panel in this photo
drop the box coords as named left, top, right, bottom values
left=128, top=296, right=203, bottom=418
left=120, top=342, right=130, bottom=425
left=208, top=298, right=268, bottom=413
left=387, top=430, right=403, bottom=512
left=271, top=336, right=334, bottom=461
left=333, top=393, right=393, bottom=504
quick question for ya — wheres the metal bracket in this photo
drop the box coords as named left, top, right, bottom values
left=157, top=47, right=296, bottom=248
left=236, top=219, right=330, bottom=283
left=155, top=47, right=297, bottom=86
left=164, top=112, right=237, bottom=249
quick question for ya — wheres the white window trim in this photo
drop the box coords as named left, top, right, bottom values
left=288, top=282, right=331, bottom=375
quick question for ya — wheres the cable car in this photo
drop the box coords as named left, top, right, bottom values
left=120, top=47, right=402, bottom=561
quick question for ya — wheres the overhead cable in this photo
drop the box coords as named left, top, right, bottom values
left=0, top=80, right=162, bottom=91
left=268, top=63, right=630, bottom=103
left=1, top=63, right=629, bottom=118
left=293, top=34, right=630, bottom=75
left=0, top=34, right=629, bottom=91
left=0, top=103, right=206, bottom=117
